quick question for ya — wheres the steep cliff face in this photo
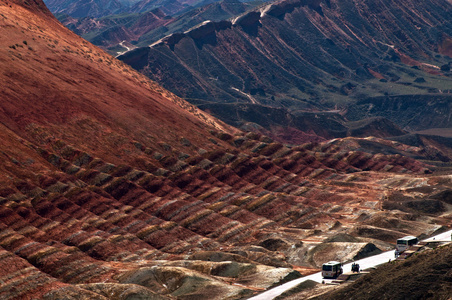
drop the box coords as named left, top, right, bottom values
left=119, top=0, right=452, bottom=138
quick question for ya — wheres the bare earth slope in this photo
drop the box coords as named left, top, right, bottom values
left=1, top=1, right=452, bottom=299
left=0, top=0, right=232, bottom=157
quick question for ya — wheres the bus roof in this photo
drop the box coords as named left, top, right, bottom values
left=397, top=236, right=417, bottom=241
left=323, top=261, right=341, bottom=266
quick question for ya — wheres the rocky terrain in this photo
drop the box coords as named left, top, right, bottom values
left=1, top=0, right=452, bottom=299
left=46, top=0, right=263, bottom=55
left=119, top=0, right=452, bottom=142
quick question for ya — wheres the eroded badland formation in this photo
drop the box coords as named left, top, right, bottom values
left=0, top=0, right=451, bottom=299
left=119, top=0, right=452, bottom=144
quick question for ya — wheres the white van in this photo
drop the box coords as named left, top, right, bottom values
left=322, top=261, right=343, bottom=278
left=396, top=236, right=418, bottom=252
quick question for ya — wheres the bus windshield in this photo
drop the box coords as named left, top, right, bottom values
left=322, top=265, right=332, bottom=271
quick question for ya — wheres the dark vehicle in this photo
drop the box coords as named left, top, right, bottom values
left=351, top=262, right=360, bottom=272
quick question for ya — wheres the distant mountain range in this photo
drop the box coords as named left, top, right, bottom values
left=118, top=0, right=452, bottom=142
left=46, top=0, right=264, bottom=55
left=44, top=0, right=224, bottom=18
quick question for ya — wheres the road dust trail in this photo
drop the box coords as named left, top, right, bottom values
left=248, top=230, right=452, bottom=300
left=231, top=87, right=257, bottom=104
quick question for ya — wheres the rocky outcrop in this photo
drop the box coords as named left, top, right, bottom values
left=261, top=0, right=322, bottom=18
left=309, top=242, right=382, bottom=268
left=156, top=20, right=233, bottom=49
left=232, top=11, right=261, bottom=27
left=149, top=0, right=324, bottom=49
left=164, top=32, right=186, bottom=46
left=188, top=21, right=217, bottom=40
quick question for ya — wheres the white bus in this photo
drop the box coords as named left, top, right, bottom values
left=322, top=261, right=343, bottom=278
left=396, top=236, right=418, bottom=252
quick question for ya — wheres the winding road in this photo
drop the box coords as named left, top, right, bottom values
left=115, top=41, right=132, bottom=57
left=248, top=229, right=452, bottom=300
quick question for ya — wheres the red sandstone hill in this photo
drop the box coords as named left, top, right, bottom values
left=0, top=0, right=234, bottom=161
left=1, top=0, right=452, bottom=299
